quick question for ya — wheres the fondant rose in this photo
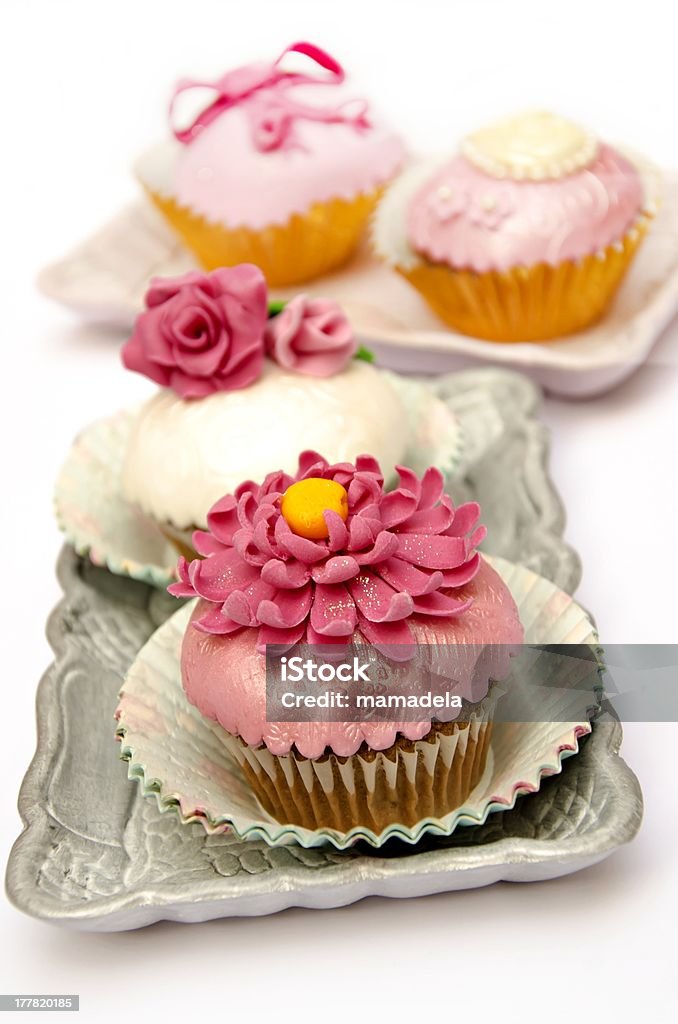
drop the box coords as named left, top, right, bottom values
left=266, top=295, right=357, bottom=377
left=169, top=452, right=486, bottom=660
left=122, top=265, right=268, bottom=399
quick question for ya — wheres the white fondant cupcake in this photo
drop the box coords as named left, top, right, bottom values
left=120, top=263, right=460, bottom=550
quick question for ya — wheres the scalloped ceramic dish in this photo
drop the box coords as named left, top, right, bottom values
left=115, top=556, right=597, bottom=850
left=38, top=174, right=678, bottom=398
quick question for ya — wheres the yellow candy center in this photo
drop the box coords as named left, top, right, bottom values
left=281, top=478, right=349, bottom=540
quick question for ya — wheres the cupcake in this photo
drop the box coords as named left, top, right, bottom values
left=373, top=111, right=657, bottom=341
left=168, top=452, right=524, bottom=833
left=120, top=264, right=460, bottom=554
left=136, top=41, right=405, bottom=285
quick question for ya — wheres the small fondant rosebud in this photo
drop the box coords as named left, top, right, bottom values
left=265, top=295, right=357, bottom=377
left=122, top=265, right=268, bottom=399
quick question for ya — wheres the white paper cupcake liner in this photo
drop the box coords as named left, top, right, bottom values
left=54, top=412, right=178, bottom=588
left=55, top=381, right=463, bottom=588
left=115, top=555, right=598, bottom=850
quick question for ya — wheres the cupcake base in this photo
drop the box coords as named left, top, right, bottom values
left=398, top=219, right=650, bottom=342
left=144, top=186, right=382, bottom=286
left=228, top=716, right=492, bottom=833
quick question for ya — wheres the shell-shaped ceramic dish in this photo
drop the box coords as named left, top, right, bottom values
left=37, top=173, right=678, bottom=398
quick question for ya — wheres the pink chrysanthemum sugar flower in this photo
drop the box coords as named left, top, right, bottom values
left=168, top=451, right=486, bottom=658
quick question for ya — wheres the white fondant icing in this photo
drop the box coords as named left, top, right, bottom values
left=121, top=361, right=415, bottom=529
left=460, top=111, right=598, bottom=182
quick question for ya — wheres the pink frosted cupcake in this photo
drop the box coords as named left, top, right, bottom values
left=169, top=451, right=524, bottom=833
left=136, top=41, right=406, bottom=285
left=373, top=111, right=657, bottom=341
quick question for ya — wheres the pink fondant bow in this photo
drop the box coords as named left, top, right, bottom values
left=170, top=41, right=370, bottom=151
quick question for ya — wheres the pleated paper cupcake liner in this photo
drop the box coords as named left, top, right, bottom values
left=144, top=186, right=382, bottom=286
left=397, top=219, right=650, bottom=342
left=54, top=411, right=178, bottom=588
left=114, top=555, right=599, bottom=850
left=372, top=153, right=660, bottom=343
left=55, top=380, right=463, bottom=586
left=228, top=713, right=493, bottom=833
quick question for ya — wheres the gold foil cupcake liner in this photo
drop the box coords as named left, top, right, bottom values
left=144, top=186, right=382, bottom=286
left=397, top=218, right=651, bottom=342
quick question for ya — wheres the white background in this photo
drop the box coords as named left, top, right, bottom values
left=1, top=1, right=677, bottom=1021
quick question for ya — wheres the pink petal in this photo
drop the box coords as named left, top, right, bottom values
left=445, top=501, right=481, bottom=537
left=237, top=491, right=260, bottom=529
left=347, top=473, right=382, bottom=510
left=256, top=622, right=306, bottom=654
left=468, top=525, right=487, bottom=548
left=397, top=503, right=455, bottom=535
left=167, top=370, right=218, bottom=399
left=206, top=494, right=240, bottom=544
left=349, top=573, right=414, bottom=622
left=355, top=530, right=399, bottom=565
left=311, top=555, right=360, bottom=584
left=135, top=313, right=175, bottom=365
left=378, top=489, right=418, bottom=529
left=224, top=578, right=276, bottom=625
left=356, top=613, right=415, bottom=660
left=394, top=465, right=421, bottom=500
left=297, top=450, right=328, bottom=478
left=419, top=467, right=445, bottom=509
left=192, top=530, right=228, bottom=557
left=439, top=553, right=481, bottom=587
left=325, top=510, right=348, bottom=551
left=274, top=516, right=328, bottom=563
left=412, top=592, right=473, bottom=617
left=167, top=580, right=195, bottom=598
left=233, top=529, right=268, bottom=566
left=252, top=518, right=275, bottom=558
left=234, top=479, right=261, bottom=501
left=256, top=582, right=312, bottom=628
left=146, top=271, right=206, bottom=307
left=310, top=583, right=357, bottom=636
left=396, top=534, right=469, bottom=569
left=348, top=516, right=377, bottom=551
left=306, top=625, right=351, bottom=647
left=188, top=549, right=259, bottom=601
left=193, top=605, right=243, bottom=635
left=167, top=556, right=194, bottom=596
left=376, top=557, right=444, bottom=596
left=121, top=334, right=170, bottom=388
left=355, top=455, right=383, bottom=477
left=261, top=558, right=310, bottom=589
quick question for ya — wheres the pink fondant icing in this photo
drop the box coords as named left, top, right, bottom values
left=180, top=556, right=524, bottom=758
left=169, top=452, right=488, bottom=655
left=407, top=144, right=645, bottom=273
left=141, top=44, right=405, bottom=229
left=265, top=295, right=357, bottom=377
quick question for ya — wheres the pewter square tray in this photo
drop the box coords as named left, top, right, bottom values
left=5, top=370, right=642, bottom=929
